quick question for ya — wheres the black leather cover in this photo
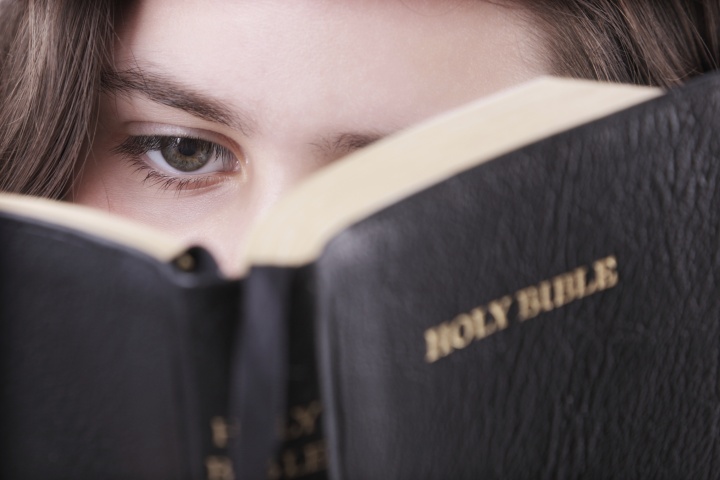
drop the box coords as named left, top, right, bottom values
left=275, top=72, right=720, bottom=479
left=0, top=214, right=239, bottom=479
left=232, top=267, right=326, bottom=480
left=6, top=73, right=720, bottom=480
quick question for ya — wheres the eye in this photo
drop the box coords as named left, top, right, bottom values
left=146, top=136, right=236, bottom=175
left=114, top=134, right=240, bottom=176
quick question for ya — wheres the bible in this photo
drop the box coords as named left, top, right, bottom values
left=3, top=72, right=720, bottom=479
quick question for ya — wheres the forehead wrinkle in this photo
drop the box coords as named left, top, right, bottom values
left=101, top=66, right=257, bottom=136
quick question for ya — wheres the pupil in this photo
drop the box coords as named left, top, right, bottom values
left=177, top=138, right=198, bottom=157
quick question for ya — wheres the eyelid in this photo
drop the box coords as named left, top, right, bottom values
left=123, top=121, right=244, bottom=158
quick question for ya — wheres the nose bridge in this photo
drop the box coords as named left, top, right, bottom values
left=221, top=145, right=327, bottom=275
left=248, top=140, right=337, bottom=206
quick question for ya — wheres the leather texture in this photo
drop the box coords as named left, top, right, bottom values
left=6, top=72, right=720, bottom=480
left=232, top=266, right=327, bottom=480
left=304, top=72, right=720, bottom=479
left=0, top=215, right=239, bottom=480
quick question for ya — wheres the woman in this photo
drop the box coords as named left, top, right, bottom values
left=0, top=0, right=718, bottom=274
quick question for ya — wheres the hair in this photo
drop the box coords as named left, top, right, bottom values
left=523, top=1, right=720, bottom=86
left=0, top=0, right=718, bottom=198
left=0, top=0, right=115, bottom=198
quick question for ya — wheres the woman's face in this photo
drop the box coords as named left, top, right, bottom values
left=73, top=0, right=548, bottom=275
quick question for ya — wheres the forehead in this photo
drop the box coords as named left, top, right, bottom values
left=115, top=0, right=544, bottom=132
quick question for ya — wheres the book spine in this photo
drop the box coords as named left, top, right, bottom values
left=270, top=267, right=327, bottom=480
left=231, top=267, right=328, bottom=480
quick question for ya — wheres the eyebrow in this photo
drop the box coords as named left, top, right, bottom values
left=101, top=67, right=256, bottom=135
left=102, top=66, right=389, bottom=156
left=314, top=132, right=386, bottom=158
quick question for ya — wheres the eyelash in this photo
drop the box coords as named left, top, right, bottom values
left=113, top=135, right=238, bottom=191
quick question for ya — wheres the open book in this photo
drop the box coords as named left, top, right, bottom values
left=3, top=73, right=719, bottom=479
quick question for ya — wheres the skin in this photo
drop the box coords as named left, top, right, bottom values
left=73, top=0, right=550, bottom=275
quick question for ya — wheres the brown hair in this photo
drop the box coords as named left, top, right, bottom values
left=0, top=0, right=115, bottom=198
left=0, top=0, right=718, bottom=198
left=523, top=0, right=720, bottom=86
